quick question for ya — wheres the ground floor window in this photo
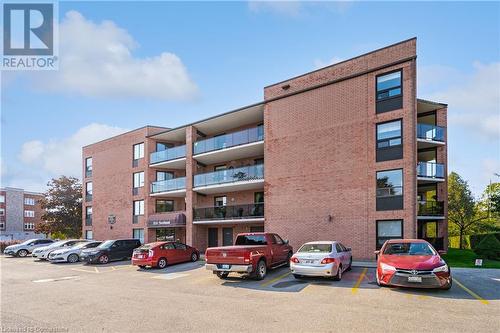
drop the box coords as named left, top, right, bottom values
left=376, top=220, right=403, bottom=249
left=85, top=230, right=93, bottom=240
left=133, top=228, right=144, bottom=244
left=250, top=226, right=264, bottom=233
left=156, top=228, right=175, bottom=241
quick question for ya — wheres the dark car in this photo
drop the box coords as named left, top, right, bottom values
left=80, top=239, right=141, bottom=264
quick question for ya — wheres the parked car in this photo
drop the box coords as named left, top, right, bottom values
left=80, top=239, right=141, bottom=264
left=205, top=232, right=293, bottom=280
left=290, top=241, right=352, bottom=281
left=132, top=241, right=199, bottom=269
left=48, top=241, right=102, bottom=263
left=3, top=238, right=54, bottom=257
left=32, top=239, right=89, bottom=260
left=375, top=239, right=452, bottom=290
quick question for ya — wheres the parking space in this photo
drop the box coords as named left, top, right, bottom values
left=1, top=255, right=499, bottom=332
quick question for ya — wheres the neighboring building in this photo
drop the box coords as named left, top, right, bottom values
left=82, top=38, right=448, bottom=259
left=0, top=187, right=46, bottom=241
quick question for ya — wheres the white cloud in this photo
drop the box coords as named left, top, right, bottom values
left=423, top=62, right=500, bottom=141
left=313, top=56, right=345, bottom=69
left=18, top=123, right=128, bottom=177
left=31, top=11, right=198, bottom=100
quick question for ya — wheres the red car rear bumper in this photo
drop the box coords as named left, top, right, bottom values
left=132, top=258, right=156, bottom=267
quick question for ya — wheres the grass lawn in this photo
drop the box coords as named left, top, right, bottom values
left=442, top=248, right=500, bottom=268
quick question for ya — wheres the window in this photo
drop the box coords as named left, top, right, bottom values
left=24, top=210, right=35, bottom=218
left=273, top=234, right=284, bottom=245
left=85, top=206, right=92, bottom=226
left=376, top=169, right=403, bottom=210
left=156, top=200, right=174, bottom=213
left=376, top=220, right=403, bottom=250
left=250, top=226, right=264, bottom=233
left=157, top=171, right=174, bottom=181
left=376, top=71, right=402, bottom=101
left=335, top=243, right=343, bottom=253
left=133, top=200, right=144, bottom=216
left=133, top=143, right=144, bottom=160
left=0, top=195, right=4, bottom=203
left=24, top=197, right=35, bottom=205
left=0, top=222, right=5, bottom=229
left=174, top=242, right=187, bottom=250
left=85, top=230, right=93, bottom=240
left=0, top=208, right=4, bottom=216
left=132, top=228, right=145, bottom=244
left=377, top=120, right=402, bottom=148
left=214, top=196, right=227, bottom=207
left=86, top=182, right=93, bottom=195
left=24, top=222, right=35, bottom=230
left=133, top=172, right=144, bottom=188
left=85, top=157, right=92, bottom=177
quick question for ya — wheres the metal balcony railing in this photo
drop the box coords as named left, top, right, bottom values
left=151, top=177, right=186, bottom=194
left=193, top=125, right=264, bottom=155
left=194, top=203, right=264, bottom=221
left=194, top=164, right=264, bottom=188
left=418, top=201, right=444, bottom=216
left=417, top=123, right=445, bottom=142
left=150, top=145, right=186, bottom=164
left=417, top=162, right=445, bottom=179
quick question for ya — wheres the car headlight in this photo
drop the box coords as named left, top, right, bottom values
left=380, top=263, right=396, bottom=272
left=432, top=264, right=449, bottom=273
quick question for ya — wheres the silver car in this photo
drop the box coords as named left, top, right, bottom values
left=3, top=238, right=54, bottom=257
left=48, top=241, right=101, bottom=263
left=290, top=241, right=352, bottom=281
left=32, top=239, right=89, bottom=260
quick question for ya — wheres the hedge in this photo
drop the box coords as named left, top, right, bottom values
left=470, top=233, right=500, bottom=249
left=474, top=234, right=500, bottom=260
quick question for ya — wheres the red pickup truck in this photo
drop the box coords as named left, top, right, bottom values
left=205, top=232, right=293, bottom=280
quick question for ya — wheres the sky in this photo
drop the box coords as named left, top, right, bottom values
left=1, top=0, right=499, bottom=197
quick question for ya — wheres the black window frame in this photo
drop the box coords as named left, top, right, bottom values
left=376, top=119, right=403, bottom=162
left=376, top=69, right=402, bottom=102
left=376, top=219, right=404, bottom=250
left=156, top=199, right=174, bottom=213
left=85, top=157, right=92, bottom=176
left=376, top=119, right=402, bottom=149
left=376, top=168, right=404, bottom=211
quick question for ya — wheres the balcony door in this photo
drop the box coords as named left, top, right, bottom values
left=208, top=228, right=218, bottom=247
left=223, top=228, right=233, bottom=246
left=214, top=196, right=227, bottom=219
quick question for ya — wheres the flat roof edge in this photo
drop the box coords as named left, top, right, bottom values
left=417, top=98, right=448, bottom=107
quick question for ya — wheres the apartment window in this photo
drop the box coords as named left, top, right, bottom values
left=156, top=200, right=174, bottom=213
left=214, top=196, right=227, bottom=207
left=157, top=171, right=174, bottom=181
left=133, top=172, right=144, bottom=188
left=376, top=70, right=402, bottom=113
left=85, top=206, right=93, bottom=226
left=133, top=200, right=145, bottom=216
left=133, top=228, right=145, bottom=244
left=24, top=197, right=35, bottom=205
left=86, top=182, right=93, bottom=201
left=85, top=157, right=93, bottom=177
left=133, top=143, right=144, bottom=167
left=0, top=222, right=5, bottom=229
left=24, top=210, right=35, bottom=218
left=0, top=208, right=5, bottom=216
left=85, top=230, right=93, bottom=240
left=376, top=169, right=403, bottom=211
left=376, top=120, right=403, bottom=162
left=0, top=195, right=4, bottom=203
left=376, top=220, right=403, bottom=249
left=24, top=222, right=35, bottom=230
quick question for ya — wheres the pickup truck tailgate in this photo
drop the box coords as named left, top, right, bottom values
left=205, top=245, right=265, bottom=264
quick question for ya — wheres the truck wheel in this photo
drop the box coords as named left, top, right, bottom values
left=333, top=264, right=342, bottom=281
left=216, top=272, right=229, bottom=279
left=17, top=249, right=28, bottom=257
left=254, top=260, right=267, bottom=280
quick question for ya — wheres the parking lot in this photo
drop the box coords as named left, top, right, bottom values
left=1, top=255, right=499, bottom=333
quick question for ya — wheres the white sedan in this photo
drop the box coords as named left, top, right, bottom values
left=48, top=241, right=102, bottom=263
left=290, top=241, right=352, bottom=281
left=32, top=239, right=89, bottom=260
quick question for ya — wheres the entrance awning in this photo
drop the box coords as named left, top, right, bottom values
left=148, top=211, right=186, bottom=228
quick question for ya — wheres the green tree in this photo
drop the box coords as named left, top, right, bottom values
left=35, top=176, right=82, bottom=238
left=448, top=172, right=487, bottom=249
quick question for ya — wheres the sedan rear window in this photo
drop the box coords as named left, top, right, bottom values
left=383, top=242, right=435, bottom=255
left=298, top=244, right=332, bottom=253
left=235, top=235, right=267, bottom=246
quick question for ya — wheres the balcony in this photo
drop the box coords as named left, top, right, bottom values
left=193, top=164, right=264, bottom=194
left=148, top=211, right=186, bottom=228
left=417, top=162, right=445, bottom=183
left=150, top=145, right=186, bottom=169
left=418, top=201, right=445, bottom=219
left=193, top=203, right=264, bottom=224
left=193, top=126, right=264, bottom=165
left=150, top=177, right=186, bottom=197
left=417, top=124, right=445, bottom=148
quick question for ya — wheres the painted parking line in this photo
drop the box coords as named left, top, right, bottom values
left=351, top=268, right=367, bottom=294
left=260, top=271, right=291, bottom=287
left=454, top=278, right=489, bottom=305
left=71, top=267, right=99, bottom=274
left=151, top=272, right=190, bottom=280
left=33, top=276, right=79, bottom=283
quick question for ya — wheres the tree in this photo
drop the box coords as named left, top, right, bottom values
left=448, top=172, right=487, bottom=249
left=35, top=176, right=82, bottom=238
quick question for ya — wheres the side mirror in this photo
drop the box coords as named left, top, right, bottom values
left=284, top=239, right=289, bottom=245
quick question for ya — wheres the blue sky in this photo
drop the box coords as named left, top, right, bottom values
left=1, top=1, right=499, bottom=196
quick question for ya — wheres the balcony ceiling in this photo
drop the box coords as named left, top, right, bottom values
left=150, top=189, right=186, bottom=197
left=417, top=139, right=445, bottom=149
left=150, top=157, right=186, bottom=169
left=193, top=179, right=264, bottom=195
left=194, top=141, right=264, bottom=165
left=417, top=98, right=447, bottom=114
left=148, top=103, right=264, bottom=142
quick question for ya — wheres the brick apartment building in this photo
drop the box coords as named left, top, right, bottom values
left=82, top=38, right=448, bottom=259
left=0, top=187, right=46, bottom=241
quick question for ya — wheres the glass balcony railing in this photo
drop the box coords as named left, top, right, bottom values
left=194, top=203, right=264, bottom=221
left=151, top=177, right=186, bottom=194
left=418, top=201, right=444, bottom=216
left=417, top=124, right=445, bottom=142
left=150, top=145, right=186, bottom=164
left=194, top=164, right=264, bottom=187
left=417, top=162, right=445, bottom=179
left=193, top=125, right=264, bottom=155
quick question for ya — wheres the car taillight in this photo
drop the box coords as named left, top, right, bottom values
left=244, top=252, right=251, bottom=263
left=148, top=250, right=153, bottom=257
left=320, top=258, right=336, bottom=264
left=290, top=256, right=299, bottom=263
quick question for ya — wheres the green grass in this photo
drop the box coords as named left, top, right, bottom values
left=442, top=248, right=500, bottom=268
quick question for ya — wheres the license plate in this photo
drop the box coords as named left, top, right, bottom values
left=221, top=264, right=230, bottom=269
left=304, top=260, right=315, bottom=264
left=136, top=255, right=144, bottom=259
left=408, top=276, right=422, bottom=283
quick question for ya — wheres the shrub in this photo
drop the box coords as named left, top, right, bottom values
left=474, top=234, right=500, bottom=260
left=0, top=240, right=21, bottom=252
left=470, top=233, right=500, bottom=249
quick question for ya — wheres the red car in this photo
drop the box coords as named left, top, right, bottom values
left=375, top=239, right=452, bottom=290
left=132, top=241, right=199, bottom=269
